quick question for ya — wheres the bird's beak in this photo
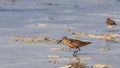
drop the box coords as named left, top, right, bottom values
left=57, top=40, right=62, bottom=44
left=72, top=33, right=75, bottom=35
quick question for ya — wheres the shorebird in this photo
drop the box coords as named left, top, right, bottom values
left=106, top=17, right=117, bottom=29
left=57, top=36, right=91, bottom=56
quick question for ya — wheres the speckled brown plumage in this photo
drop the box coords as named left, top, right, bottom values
left=57, top=36, right=91, bottom=56
left=106, top=17, right=117, bottom=28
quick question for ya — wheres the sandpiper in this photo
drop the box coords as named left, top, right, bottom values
left=106, top=17, right=117, bottom=28
left=57, top=36, right=91, bottom=56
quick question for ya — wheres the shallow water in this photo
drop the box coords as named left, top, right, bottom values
left=0, top=0, right=120, bottom=68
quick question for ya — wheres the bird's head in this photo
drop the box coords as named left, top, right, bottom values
left=106, top=17, right=111, bottom=21
left=57, top=36, right=68, bottom=44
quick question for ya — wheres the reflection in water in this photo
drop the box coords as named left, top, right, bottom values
left=57, top=57, right=89, bottom=68
left=67, top=62, right=87, bottom=68
left=57, top=62, right=88, bottom=68
left=48, top=55, right=91, bottom=68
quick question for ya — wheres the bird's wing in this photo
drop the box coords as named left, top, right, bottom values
left=109, top=20, right=117, bottom=25
left=70, top=39, right=83, bottom=46
left=106, top=19, right=117, bottom=25
left=111, top=20, right=117, bottom=25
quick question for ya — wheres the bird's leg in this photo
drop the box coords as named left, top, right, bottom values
left=73, top=48, right=81, bottom=57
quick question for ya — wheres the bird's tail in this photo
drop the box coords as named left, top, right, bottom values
left=84, top=41, right=91, bottom=45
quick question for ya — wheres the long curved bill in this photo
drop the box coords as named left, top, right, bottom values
left=57, top=40, right=62, bottom=44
